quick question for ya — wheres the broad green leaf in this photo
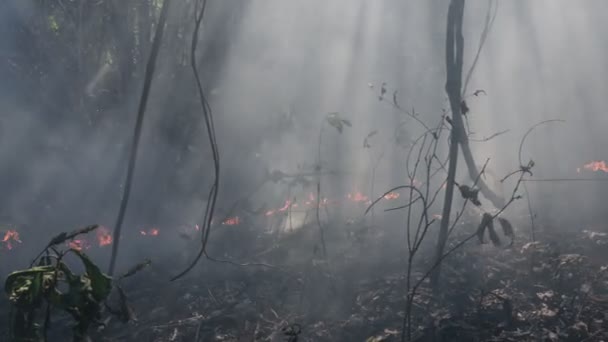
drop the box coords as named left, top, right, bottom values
left=5, top=266, right=55, bottom=308
left=71, top=249, right=112, bottom=302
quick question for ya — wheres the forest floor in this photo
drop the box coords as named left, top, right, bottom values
left=2, top=217, right=607, bottom=341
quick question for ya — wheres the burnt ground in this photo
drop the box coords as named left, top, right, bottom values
left=1, top=217, right=607, bottom=342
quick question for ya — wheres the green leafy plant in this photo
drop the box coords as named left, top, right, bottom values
left=4, top=225, right=150, bottom=342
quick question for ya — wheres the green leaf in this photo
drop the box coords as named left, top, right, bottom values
left=5, top=266, right=55, bottom=308
left=71, top=249, right=112, bottom=302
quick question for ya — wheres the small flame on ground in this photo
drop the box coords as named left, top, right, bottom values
left=2, top=230, right=22, bottom=250
left=581, top=160, right=608, bottom=173
left=0, top=187, right=438, bottom=251
left=68, top=239, right=90, bottom=251
left=348, top=192, right=369, bottom=202
left=278, top=200, right=291, bottom=212
left=222, top=217, right=240, bottom=226
left=383, top=192, right=400, bottom=200
left=140, top=228, right=160, bottom=236
left=97, top=226, right=113, bottom=246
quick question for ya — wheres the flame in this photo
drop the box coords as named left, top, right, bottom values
left=0, top=186, right=455, bottom=253
left=278, top=200, right=291, bottom=212
left=383, top=192, right=400, bottom=200
left=2, top=230, right=21, bottom=250
left=68, top=239, right=90, bottom=251
left=96, top=226, right=112, bottom=246
left=140, top=228, right=160, bottom=236
left=222, top=217, right=240, bottom=226
left=348, top=192, right=369, bottom=202
left=582, top=160, right=608, bottom=173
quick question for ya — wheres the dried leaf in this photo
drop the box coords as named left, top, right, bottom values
left=379, top=82, right=387, bottom=100
left=363, top=130, right=378, bottom=148
left=326, top=113, right=343, bottom=133
left=536, top=290, right=554, bottom=301
left=459, top=185, right=481, bottom=206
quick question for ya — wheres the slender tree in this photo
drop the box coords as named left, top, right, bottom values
left=431, top=0, right=466, bottom=288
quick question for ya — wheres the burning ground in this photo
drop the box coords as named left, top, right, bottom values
left=1, top=162, right=607, bottom=341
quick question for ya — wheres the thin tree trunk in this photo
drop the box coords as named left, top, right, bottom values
left=431, top=0, right=465, bottom=289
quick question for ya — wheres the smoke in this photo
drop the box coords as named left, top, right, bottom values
left=1, top=0, right=608, bottom=275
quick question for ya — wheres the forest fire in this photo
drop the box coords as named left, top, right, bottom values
left=0, top=189, right=406, bottom=253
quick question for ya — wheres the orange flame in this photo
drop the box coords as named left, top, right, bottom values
left=384, top=192, right=400, bottom=200
left=2, top=230, right=21, bottom=250
left=68, top=239, right=90, bottom=251
left=140, top=228, right=160, bottom=236
left=348, top=192, right=369, bottom=202
left=222, top=217, right=240, bottom=226
left=582, top=160, right=608, bottom=173
left=96, top=226, right=112, bottom=246
left=278, top=200, right=291, bottom=212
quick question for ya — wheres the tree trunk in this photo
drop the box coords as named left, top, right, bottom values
left=431, top=0, right=465, bottom=289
